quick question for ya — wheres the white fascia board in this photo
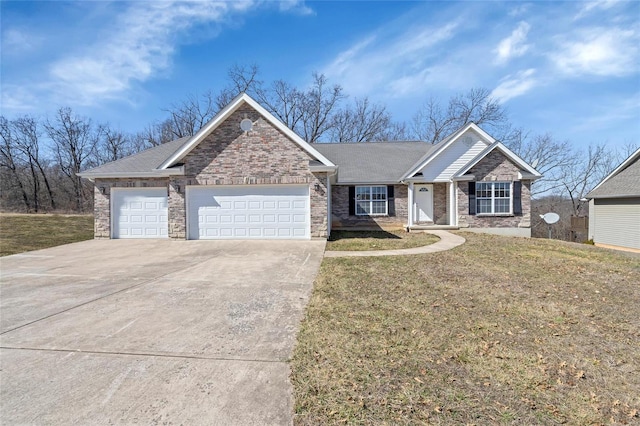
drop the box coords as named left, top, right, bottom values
left=453, top=142, right=542, bottom=179
left=78, top=167, right=184, bottom=179
left=589, top=147, right=640, bottom=194
left=518, top=171, right=542, bottom=180
left=452, top=174, right=475, bottom=181
left=158, top=93, right=335, bottom=170
left=309, top=165, right=338, bottom=173
left=400, top=123, right=494, bottom=180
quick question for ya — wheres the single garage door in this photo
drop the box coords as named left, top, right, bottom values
left=593, top=198, right=640, bottom=250
left=112, top=188, right=168, bottom=239
left=187, top=185, right=310, bottom=240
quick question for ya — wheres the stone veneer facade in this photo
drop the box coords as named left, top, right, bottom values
left=94, top=104, right=329, bottom=239
left=457, top=150, right=532, bottom=229
left=330, top=184, right=408, bottom=230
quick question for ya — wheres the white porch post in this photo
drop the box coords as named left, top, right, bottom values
left=449, top=181, right=457, bottom=226
left=407, top=182, right=414, bottom=227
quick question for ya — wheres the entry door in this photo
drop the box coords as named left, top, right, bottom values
left=415, top=184, right=434, bottom=222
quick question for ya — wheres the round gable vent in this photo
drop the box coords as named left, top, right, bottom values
left=240, top=118, right=253, bottom=132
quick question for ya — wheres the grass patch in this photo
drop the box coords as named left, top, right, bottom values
left=327, top=230, right=439, bottom=251
left=0, top=213, right=93, bottom=256
left=292, top=232, right=640, bottom=425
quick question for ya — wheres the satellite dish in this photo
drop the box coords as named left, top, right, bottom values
left=240, top=118, right=253, bottom=132
left=531, top=158, right=539, bottom=169
left=540, top=212, right=560, bottom=224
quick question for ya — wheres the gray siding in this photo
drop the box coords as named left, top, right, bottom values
left=593, top=198, right=640, bottom=250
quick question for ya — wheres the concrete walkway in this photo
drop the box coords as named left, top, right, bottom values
left=324, top=230, right=465, bottom=257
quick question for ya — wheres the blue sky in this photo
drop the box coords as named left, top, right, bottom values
left=2, top=1, right=639, bottom=148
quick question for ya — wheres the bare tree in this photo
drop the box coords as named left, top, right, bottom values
left=412, top=88, right=509, bottom=144
left=44, top=108, right=98, bottom=212
left=299, top=73, right=345, bottom=143
left=329, top=97, right=392, bottom=142
left=11, top=116, right=56, bottom=210
left=256, top=79, right=305, bottom=131
left=561, top=143, right=616, bottom=216
left=0, top=116, right=31, bottom=211
left=505, top=130, right=575, bottom=196
left=215, top=63, right=262, bottom=110
left=162, top=91, right=218, bottom=140
left=94, top=125, right=136, bottom=165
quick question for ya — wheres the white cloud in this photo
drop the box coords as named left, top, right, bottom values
left=323, top=20, right=460, bottom=97
left=1, top=28, right=42, bottom=54
left=574, top=0, right=620, bottom=21
left=551, top=28, right=639, bottom=77
left=45, top=1, right=257, bottom=106
left=508, top=3, right=531, bottom=18
left=490, top=69, right=537, bottom=103
left=494, top=21, right=531, bottom=65
left=279, top=0, right=314, bottom=16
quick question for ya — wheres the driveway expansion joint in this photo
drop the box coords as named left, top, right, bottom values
left=0, top=346, right=289, bottom=364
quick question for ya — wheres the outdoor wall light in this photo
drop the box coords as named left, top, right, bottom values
left=99, top=186, right=106, bottom=194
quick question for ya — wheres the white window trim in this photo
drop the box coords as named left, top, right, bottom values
left=355, top=185, right=388, bottom=216
left=476, top=181, right=513, bottom=216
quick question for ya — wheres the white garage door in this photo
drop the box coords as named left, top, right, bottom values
left=112, top=188, right=168, bottom=239
left=187, top=185, right=310, bottom=240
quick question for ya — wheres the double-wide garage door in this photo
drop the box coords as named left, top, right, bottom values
left=187, top=185, right=310, bottom=240
left=112, top=188, right=168, bottom=239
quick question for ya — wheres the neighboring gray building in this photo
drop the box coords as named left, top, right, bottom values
left=586, top=148, right=640, bottom=252
left=78, top=93, right=542, bottom=240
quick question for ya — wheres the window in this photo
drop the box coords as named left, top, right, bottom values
left=355, top=186, right=388, bottom=216
left=476, top=182, right=511, bottom=214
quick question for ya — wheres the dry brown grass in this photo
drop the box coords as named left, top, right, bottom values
left=291, top=232, right=640, bottom=425
left=327, top=230, right=440, bottom=251
left=0, top=213, right=93, bottom=256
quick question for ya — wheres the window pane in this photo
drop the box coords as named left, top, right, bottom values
left=356, top=201, right=370, bottom=215
left=477, top=182, right=491, bottom=197
left=495, top=199, right=510, bottom=213
left=477, top=199, right=492, bottom=213
left=356, top=187, right=370, bottom=200
left=371, top=200, right=386, bottom=215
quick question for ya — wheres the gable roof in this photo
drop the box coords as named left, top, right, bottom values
left=158, top=92, right=335, bottom=169
left=452, top=141, right=542, bottom=180
left=77, top=137, right=189, bottom=179
left=315, top=142, right=434, bottom=184
left=400, top=122, right=495, bottom=180
left=587, top=148, right=640, bottom=199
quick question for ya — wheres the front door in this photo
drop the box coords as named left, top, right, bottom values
left=415, top=184, right=434, bottom=223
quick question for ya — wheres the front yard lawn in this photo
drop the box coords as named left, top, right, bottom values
left=0, top=213, right=93, bottom=256
left=327, top=230, right=439, bottom=251
left=292, top=232, right=640, bottom=425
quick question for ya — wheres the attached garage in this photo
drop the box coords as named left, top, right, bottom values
left=592, top=198, right=640, bottom=250
left=111, top=188, right=168, bottom=239
left=187, top=185, right=310, bottom=240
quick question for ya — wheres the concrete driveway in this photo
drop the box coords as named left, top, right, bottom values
left=0, top=239, right=325, bottom=425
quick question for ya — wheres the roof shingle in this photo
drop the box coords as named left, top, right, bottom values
left=587, top=156, right=640, bottom=198
left=314, top=142, right=438, bottom=184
